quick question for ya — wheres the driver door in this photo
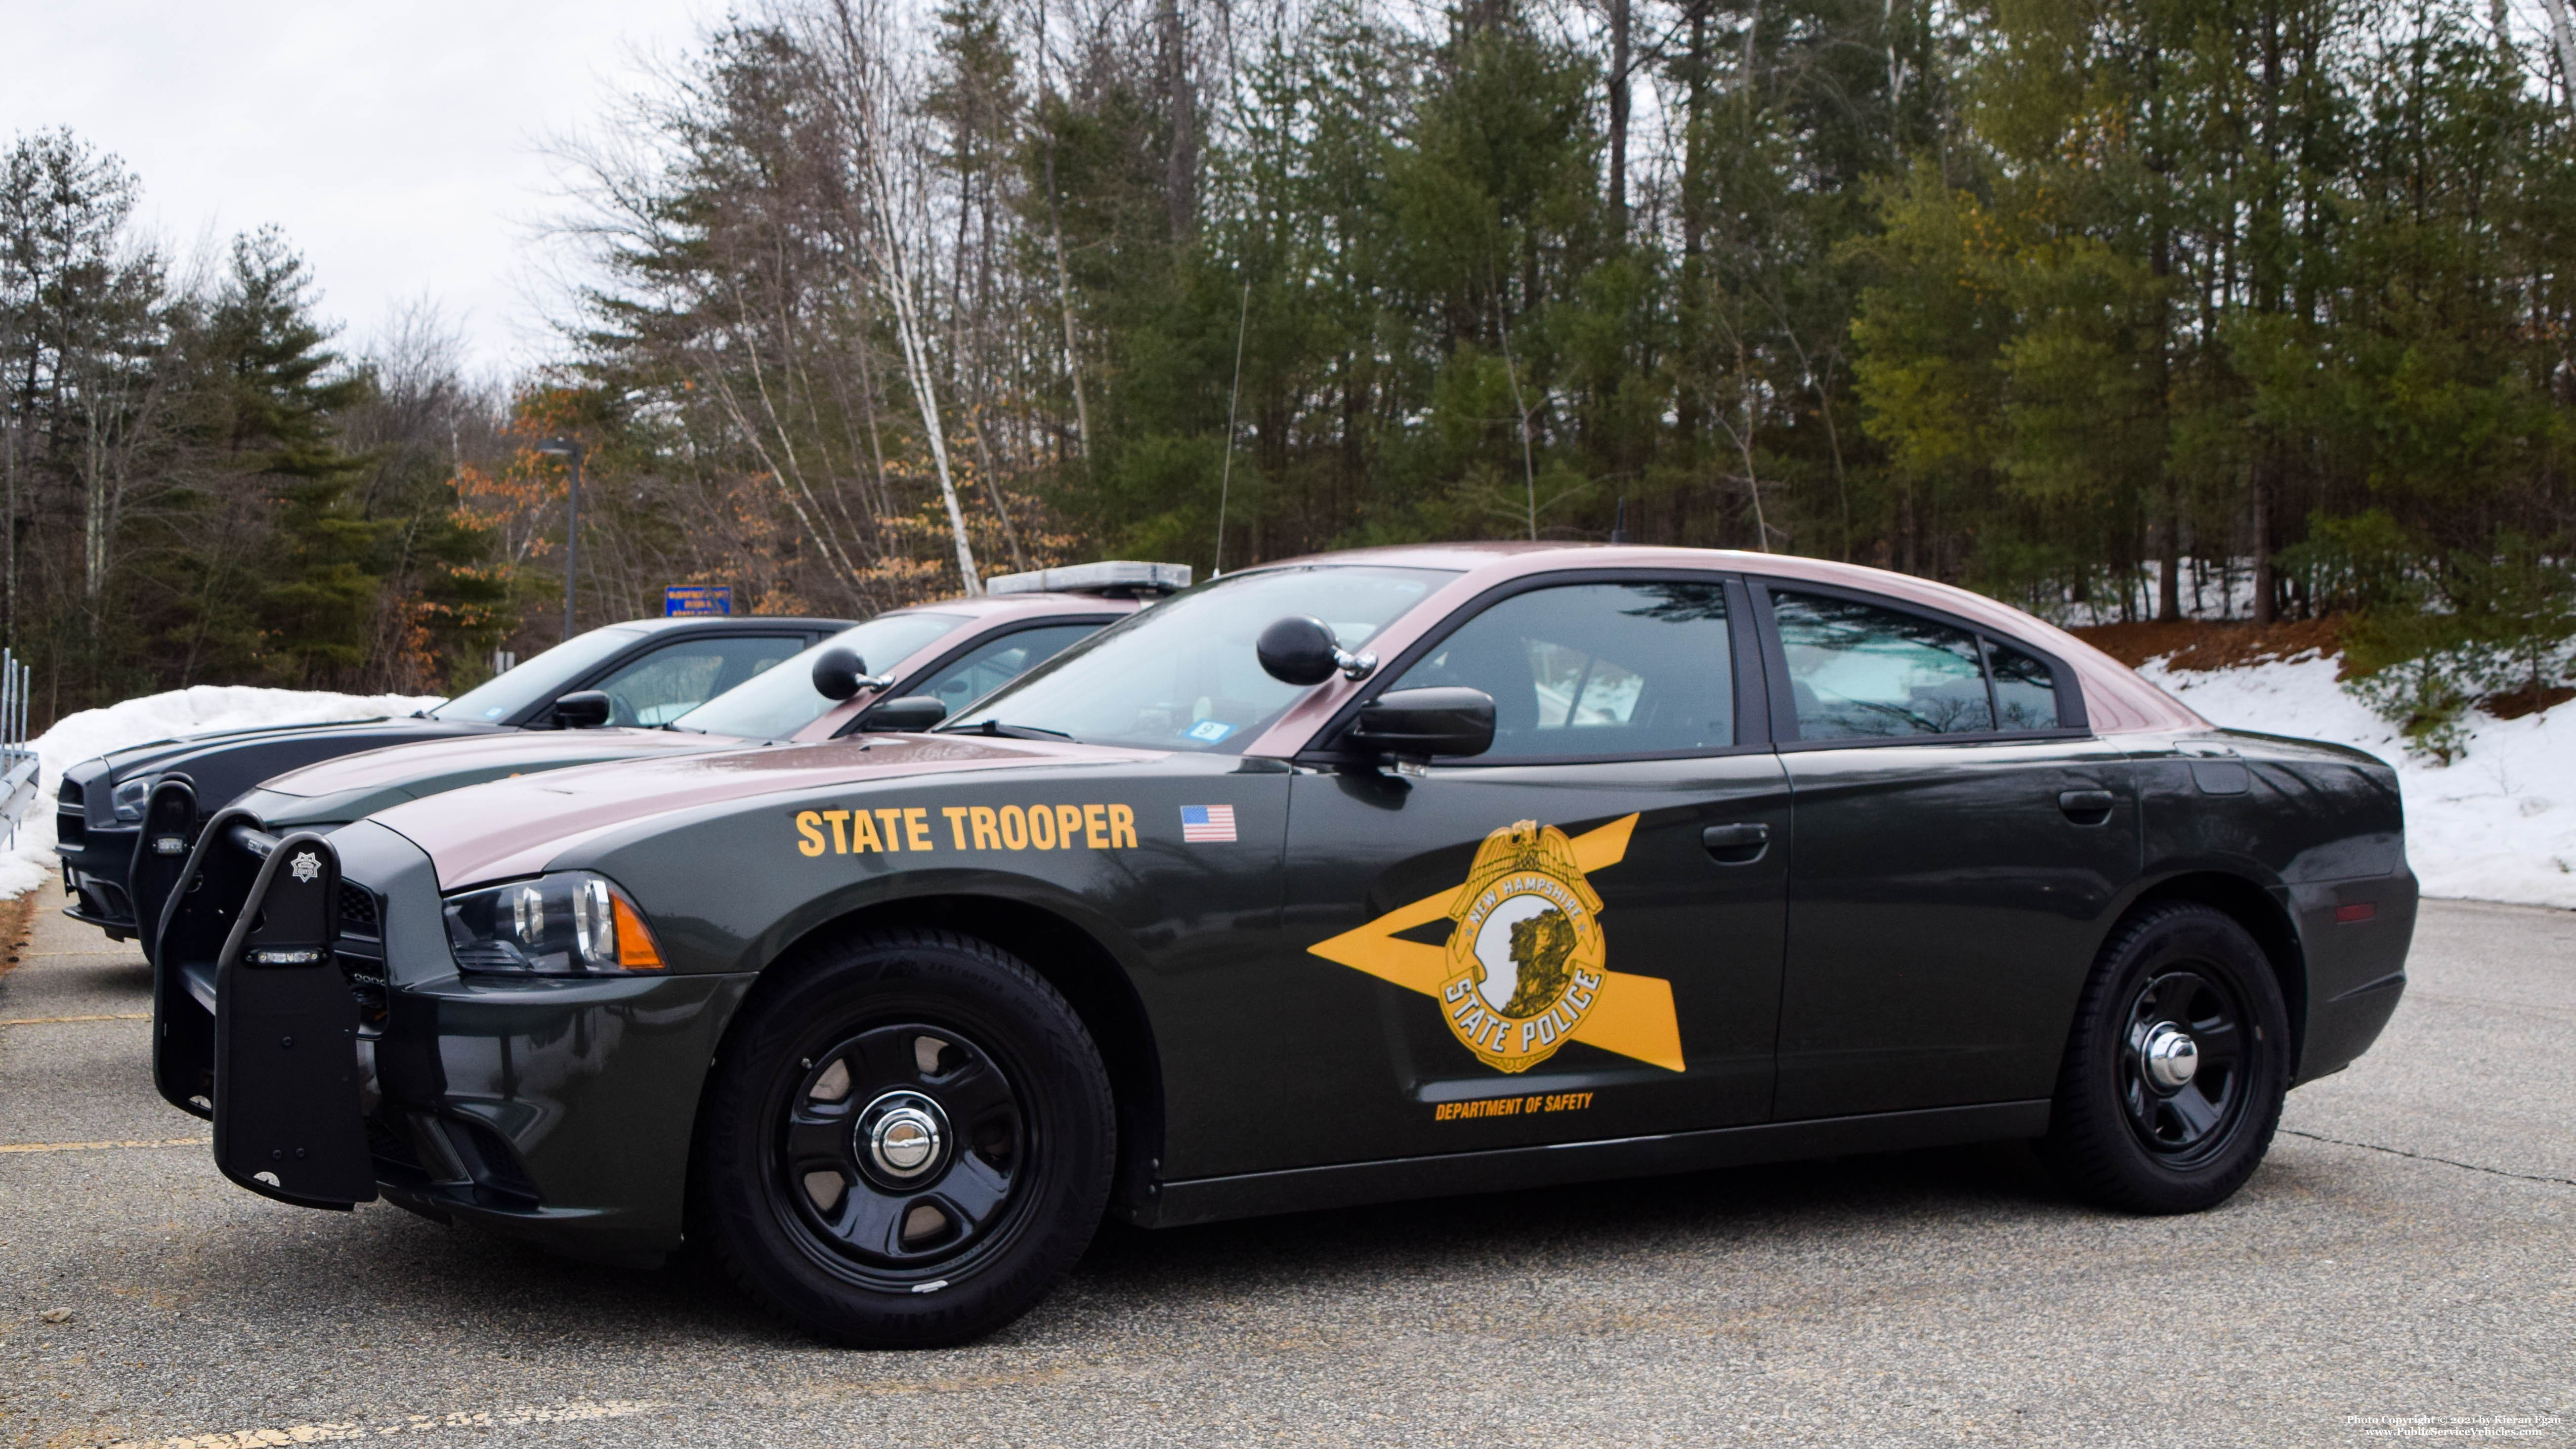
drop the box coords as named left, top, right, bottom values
left=1267, top=573, right=1788, bottom=1176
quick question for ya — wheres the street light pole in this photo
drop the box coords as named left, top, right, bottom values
left=535, top=438, right=584, bottom=641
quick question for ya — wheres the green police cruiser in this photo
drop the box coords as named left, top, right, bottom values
left=152, top=544, right=2415, bottom=1347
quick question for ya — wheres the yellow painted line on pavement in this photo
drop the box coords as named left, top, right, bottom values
left=0, top=1012, right=150, bottom=1026
left=0, top=1137, right=206, bottom=1154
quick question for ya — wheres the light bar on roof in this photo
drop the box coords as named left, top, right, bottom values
left=985, top=560, right=1194, bottom=596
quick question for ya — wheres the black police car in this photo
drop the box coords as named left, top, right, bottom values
left=58, top=614, right=848, bottom=942
left=151, top=545, right=2414, bottom=1349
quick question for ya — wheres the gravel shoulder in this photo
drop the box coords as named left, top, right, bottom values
left=2, top=897, right=2569, bottom=1449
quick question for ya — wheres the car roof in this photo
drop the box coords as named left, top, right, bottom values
left=902, top=592, right=1147, bottom=621
left=612, top=614, right=854, bottom=634
left=1238, top=542, right=2202, bottom=742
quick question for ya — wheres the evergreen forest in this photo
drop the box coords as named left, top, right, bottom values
left=4, top=0, right=2574, bottom=746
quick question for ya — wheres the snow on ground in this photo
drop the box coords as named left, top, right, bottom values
left=0, top=686, right=440, bottom=903
left=2142, top=653, right=2576, bottom=909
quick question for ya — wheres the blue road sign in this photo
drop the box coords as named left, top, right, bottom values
left=665, top=585, right=732, bottom=616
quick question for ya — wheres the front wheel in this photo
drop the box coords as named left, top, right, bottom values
left=2041, top=902, right=2290, bottom=1214
left=697, top=929, right=1114, bottom=1346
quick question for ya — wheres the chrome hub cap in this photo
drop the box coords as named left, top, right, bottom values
left=2119, top=969, right=2250, bottom=1164
left=2141, top=1023, right=2199, bottom=1090
left=858, top=1092, right=948, bottom=1184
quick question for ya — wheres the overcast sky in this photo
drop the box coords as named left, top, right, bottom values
left=0, top=0, right=713, bottom=378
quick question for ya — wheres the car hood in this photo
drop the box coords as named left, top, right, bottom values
left=242, top=727, right=742, bottom=829
left=99, top=714, right=459, bottom=777
left=368, top=732, right=1169, bottom=890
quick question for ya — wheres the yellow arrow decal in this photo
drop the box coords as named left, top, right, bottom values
left=1306, top=812, right=1683, bottom=1073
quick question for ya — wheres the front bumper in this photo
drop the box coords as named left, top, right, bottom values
left=154, top=817, right=754, bottom=1263
left=60, top=823, right=142, bottom=937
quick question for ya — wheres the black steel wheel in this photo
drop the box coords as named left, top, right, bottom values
left=698, top=929, right=1114, bottom=1346
left=2042, top=902, right=2289, bottom=1214
left=2117, top=969, right=2251, bottom=1166
left=778, top=1022, right=1028, bottom=1283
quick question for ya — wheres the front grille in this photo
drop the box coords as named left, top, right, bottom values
left=57, top=779, right=83, bottom=807
left=55, top=808, right=84, bottom=848
left=365, top=1115, right=424, bottom=1176
left=337, top=880, right=389, bottom=1031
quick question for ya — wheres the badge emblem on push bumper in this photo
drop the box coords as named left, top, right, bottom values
left=288, top=852, right=322, bottom=884
left=1306, top=813, right=1685, bottom=1075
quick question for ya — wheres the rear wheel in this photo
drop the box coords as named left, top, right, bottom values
left=2041, top=902, right=2289, bottom=1214
left=698, top=929, right=1114, bottom=1346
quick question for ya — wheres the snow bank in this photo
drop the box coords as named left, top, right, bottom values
left=0, top=686, right=441, bottom=904
left=2141, top=654, right=2576, bottom=909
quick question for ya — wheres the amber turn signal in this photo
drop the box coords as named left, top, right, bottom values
left=611, top=894, right=666, bottom=968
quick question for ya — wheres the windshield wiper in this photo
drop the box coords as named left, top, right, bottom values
left=963, top=719, right=1072, bottom=741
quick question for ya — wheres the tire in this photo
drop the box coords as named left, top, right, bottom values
left=2040, top=902, right=2290, bottom=1215
left=697, top=928, right=1115, bottom=1347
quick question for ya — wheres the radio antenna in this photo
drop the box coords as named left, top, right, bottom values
left=1212, top=277, right=1251, bottom=577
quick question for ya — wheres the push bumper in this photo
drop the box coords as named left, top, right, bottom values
left=155, top=816, right=750, bottom=1262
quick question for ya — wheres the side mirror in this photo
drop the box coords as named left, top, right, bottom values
left=859, top=696, right=949, bottom=733
left=811, top=647, right=871, bottom=701
left=1257, top=614, right=1377, bottom=686
left=1345, top=687, right=1495, bottom=760
left=553, top=691, right=613, bottom=729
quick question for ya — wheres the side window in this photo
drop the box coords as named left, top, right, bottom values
left=907, top=624, right=1101, bottom=720
left=1986, top=639, right=2063, bottom=730
left=1772, top=593, right=1995, bottom=739
left=587, top=635, right=806, bottom=726
left=1386, top=580, right=1734, bottom=760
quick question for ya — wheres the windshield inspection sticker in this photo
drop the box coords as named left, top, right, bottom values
left=1184, top=719, right=1235, bottom=743
left=1306, top=814, right=1685, bottom=1075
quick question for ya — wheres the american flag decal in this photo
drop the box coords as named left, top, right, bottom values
left=1180, top=805, right=1238, bottom=843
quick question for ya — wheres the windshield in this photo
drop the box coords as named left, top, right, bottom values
left=943, top=566, right=1454, bottom=751
left=429, top=628, right=647, bottom=722
left=670, top=611, right=968, bottom=738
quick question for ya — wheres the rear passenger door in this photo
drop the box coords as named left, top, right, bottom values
left=1758, top=586, right=2140, bottom=1121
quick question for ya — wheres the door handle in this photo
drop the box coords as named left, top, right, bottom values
left=1701, top=822, right=1771, bottom=864
left=2058, top=789, right=2116, bottom=824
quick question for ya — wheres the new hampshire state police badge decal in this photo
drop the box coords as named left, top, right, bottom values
left=1305, top=812, right=1685, bottom=1076
left=1440, top=820, right=1605, bottom=1073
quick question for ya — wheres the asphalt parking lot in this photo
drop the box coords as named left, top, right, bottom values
left=1, top=897, right=2569, bottom=1449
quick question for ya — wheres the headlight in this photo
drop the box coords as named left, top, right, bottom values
left=111, top=776, right=153, bottom=822
left=443, top=871, right=666, bottom=976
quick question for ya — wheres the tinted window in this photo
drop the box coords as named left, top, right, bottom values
left=1988, top=639, right=2062, bottom=730
left=674, top=612, right=968, bottom=739
left=1390, top=580, right=1734, bottom=760
left=948, top=565, right=1453, bottom=751
left=589, top=635, right=808, bottom=726
left=905, top=624, right=1101, bottom=722
left=1774, top=593, right=1993, bottom=738
left=429, top=627, right=646, bottom=722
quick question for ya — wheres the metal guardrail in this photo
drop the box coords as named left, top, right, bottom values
left=0, top=651, right=36, bottom=849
